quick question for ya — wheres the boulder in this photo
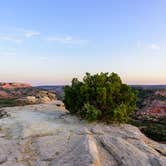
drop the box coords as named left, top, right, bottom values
left=26, top=96, right=37, bottom=103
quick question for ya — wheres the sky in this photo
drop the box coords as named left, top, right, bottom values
left=0, top=0, right=166, bottom=85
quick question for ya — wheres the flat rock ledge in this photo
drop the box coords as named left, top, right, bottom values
left=0, top=103, right=165, bottom=166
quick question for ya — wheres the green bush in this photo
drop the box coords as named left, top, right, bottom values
left=0, top=99, right=16, bottom=108
left=64, top=72, right=137, bottom=123
left=83, top=103, right=101, bottom=122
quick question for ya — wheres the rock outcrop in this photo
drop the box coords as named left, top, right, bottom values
left=147, top=100, right=166, bottom=116
left=0, top=84, right=57, bottom=106
left=0, top=103, right=165, bottom=166
left=137, top=89, right=166, bottom=116
left=155, top=90, right=166, bottom=97
left=15, top=91, right=57, bottom=105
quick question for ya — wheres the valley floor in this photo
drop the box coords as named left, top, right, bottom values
left=0, top=103, right=166, bottom=166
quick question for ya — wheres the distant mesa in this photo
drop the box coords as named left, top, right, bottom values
left=0, top=82, right=32, bottom=89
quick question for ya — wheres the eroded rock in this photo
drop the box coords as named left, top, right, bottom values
left=0, top=103, right=165, bottom=166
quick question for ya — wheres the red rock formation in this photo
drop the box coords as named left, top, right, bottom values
left=147, top=101, right=166, bottom=116
left=0, top=90, right=9, bottom=98
left=155, top=90, right=166, bottom=96
left=0, top=82, right=31, bottom=89
left=148, top=106, right=166, bottom=115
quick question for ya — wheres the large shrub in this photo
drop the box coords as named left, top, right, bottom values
left=64, top=72, right=137, bottom=123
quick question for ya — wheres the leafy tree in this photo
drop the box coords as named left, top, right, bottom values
left=64, top=72, right=137, bottom=123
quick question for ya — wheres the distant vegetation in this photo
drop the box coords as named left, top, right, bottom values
left=0, top=99, right=16, bottom=108
left=130, top=87, right=166, bottom=142
left=64, top=72, right=137, bottom=123
left=130, top=115, right=166, bottom=142
left=134, top=88, right=154, bottom=109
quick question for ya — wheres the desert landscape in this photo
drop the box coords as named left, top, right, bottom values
left=1, top=1, right=166, bottom=165
left=0, top=80, right=166, bottom=166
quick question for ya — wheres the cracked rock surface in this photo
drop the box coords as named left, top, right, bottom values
left=0, top=103, right=165, bottom=166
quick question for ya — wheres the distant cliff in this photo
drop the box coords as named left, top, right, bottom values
left=136, top=89, right=166, bottom=116
left=0, top=82, right=31, bottom=89
left=130, top=88, right=166, bottom=142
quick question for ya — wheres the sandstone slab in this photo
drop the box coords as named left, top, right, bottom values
left=0, top=103, right=165, bottom=166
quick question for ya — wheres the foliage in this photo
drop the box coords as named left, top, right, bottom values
left=64, top=72, right=137, bottom=123
left=0, top=99, right=16, bottom=108
left=141, top=125, right=166, bottom=142
left=154, top=95, right=166, bottom=101
left=133, top=88, right=154, bottom=108
left=83, top=103, right=101, bottom=122
left=129, top=115, right=166, bottom=142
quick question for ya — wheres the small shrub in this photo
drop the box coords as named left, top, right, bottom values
left=0, top=99, right=16, bottom=108
left=64, top=72, right=137, bottom=123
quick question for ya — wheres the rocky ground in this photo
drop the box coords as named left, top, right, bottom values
left=0, top=103, right=165, bottom=166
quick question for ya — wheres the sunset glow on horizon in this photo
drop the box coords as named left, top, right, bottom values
left=0, top=0, right=166, bottom=85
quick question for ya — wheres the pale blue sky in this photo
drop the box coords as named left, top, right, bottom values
left=0, top=0, right=166, bottom=85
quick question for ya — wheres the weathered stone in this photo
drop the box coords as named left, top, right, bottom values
left=0, top=103, right=165, bottom=166
left=0, top=109, right=10, bottom=119
left=0, top=154, right=7, bottom=164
